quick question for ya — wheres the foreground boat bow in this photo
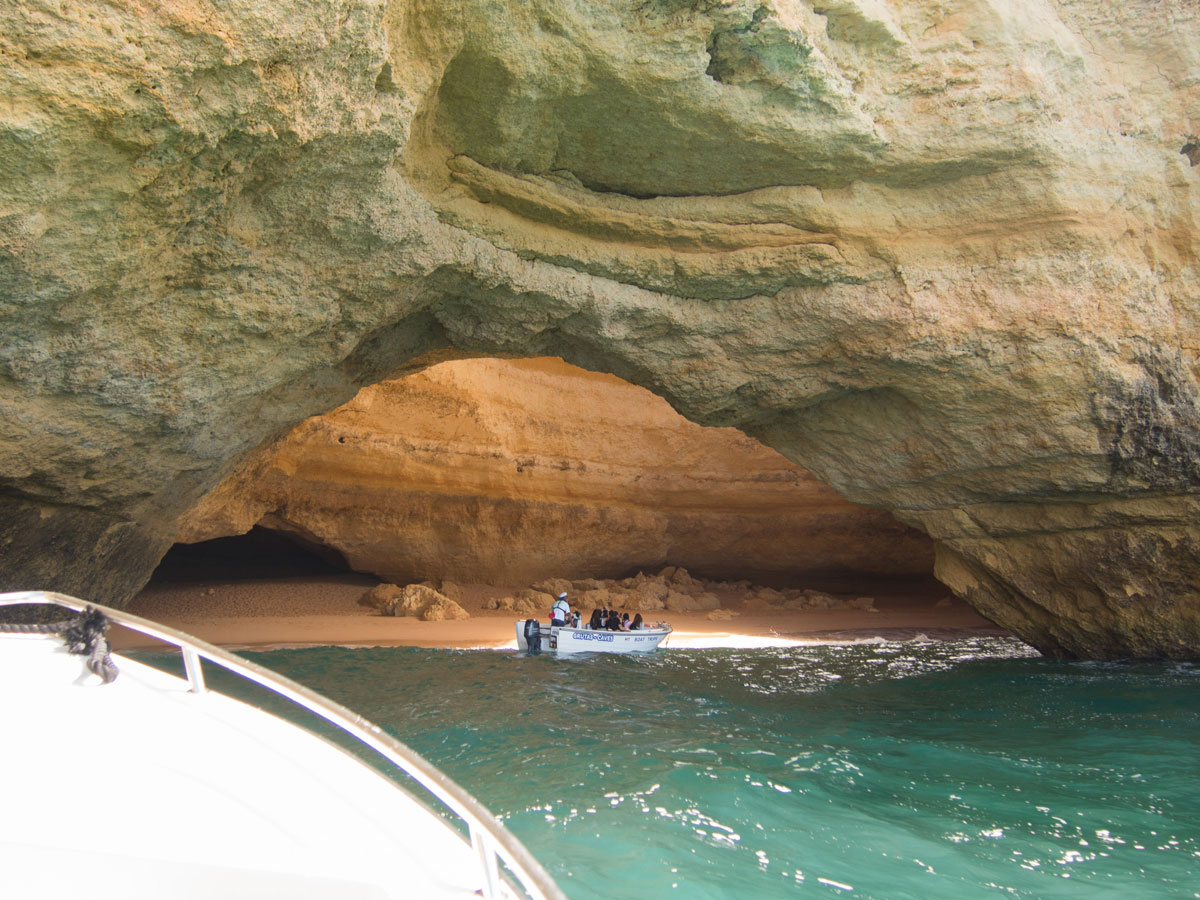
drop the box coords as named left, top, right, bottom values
left=0, top=591, right=565, bottom=900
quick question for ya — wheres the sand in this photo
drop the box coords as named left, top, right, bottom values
left=119, top=574, right=1008, bottom=652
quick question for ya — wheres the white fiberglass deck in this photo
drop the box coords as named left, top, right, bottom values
left=0, top=594, right=564, bottom=900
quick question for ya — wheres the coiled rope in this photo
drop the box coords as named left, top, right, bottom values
left=0, top=606, right=119, bottom=683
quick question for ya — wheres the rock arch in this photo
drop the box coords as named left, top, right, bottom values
left=2, top=0, right=1200, bottom=656
left=172, top=357, right=936, bottom=588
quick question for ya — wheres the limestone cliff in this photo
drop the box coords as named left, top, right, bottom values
left=2, top=0, right=1200, bottom=657
left=178, top=357, right=934, bottom=584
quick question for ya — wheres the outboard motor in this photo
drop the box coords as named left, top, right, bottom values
left=523, top=618, right=542, bottom=655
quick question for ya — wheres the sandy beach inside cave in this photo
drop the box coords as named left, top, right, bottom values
left=118, top=574, right=1008, bottom=652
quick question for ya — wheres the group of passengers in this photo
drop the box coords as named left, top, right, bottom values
left=587, top=608, right=643, bottom=631
left=549, top=592, right=643, bottom=631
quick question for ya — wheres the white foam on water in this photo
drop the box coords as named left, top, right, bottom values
left=667, top=632, right=820, bottom=649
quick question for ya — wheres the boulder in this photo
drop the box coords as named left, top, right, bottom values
left=358, top=583, right=406, bottom=615
left=438, top=581, right=465, bottom=602
left=571, top=578, right=608, bottom=592
left=516, top=588, right=554, bottom=606
left=623, top=584, right=667, bottom=612
left=532, top=579, right=573, bottom=600
left=421, top=597, right=471, bottom=621
left=639, top=581, right=669, bottom=601
left=665, top=591, right=701, bottom=612
left=489, top=594, right=541, bottom=613
left=504, top=589, right=552, bottom=615
left=513, top=595, right=544, bottom=614
left=666, top=567, right=700, bottom=589
left=803, top=590, right=842, bottom=610
left=753, top=587, right=785, bottom=604
left=392, top=584, right=448, bottom=617
left=579, top=588, right=613, bottom=608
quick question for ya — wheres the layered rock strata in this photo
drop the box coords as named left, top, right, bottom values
left=178, top=358, right=934, bottom=585
left=2, top=0, right=1200, bottom=656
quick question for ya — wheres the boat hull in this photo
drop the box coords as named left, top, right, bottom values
left=515, top=620, right=671, bottom=654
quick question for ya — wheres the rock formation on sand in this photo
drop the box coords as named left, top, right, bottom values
left=178, top=357, right=934, bottom=586
left=358, top=582, right=470, bottom=620
left=386, top=566, right=882, bottom=619
left=3, top=0, right=1200, bottom=657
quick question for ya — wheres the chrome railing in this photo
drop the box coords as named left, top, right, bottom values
left=0, top=591, right=566, bottom=900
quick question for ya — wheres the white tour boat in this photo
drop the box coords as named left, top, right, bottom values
left=0, top=591, right=565, bottom=900
left=516, top=618, right=672, bottom=655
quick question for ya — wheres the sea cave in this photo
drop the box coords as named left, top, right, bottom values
left=2, top=0, right=1200, bottom=658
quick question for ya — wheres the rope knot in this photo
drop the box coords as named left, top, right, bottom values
left=63, top=606, right=119, bottom=684
left=0, top=605, right=119, bottom=683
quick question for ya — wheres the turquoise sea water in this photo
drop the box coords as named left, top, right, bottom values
left=164, top=637, right=1200, bottom=899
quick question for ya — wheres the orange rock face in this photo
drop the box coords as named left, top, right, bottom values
left=179, top=358, right=934, bottom=586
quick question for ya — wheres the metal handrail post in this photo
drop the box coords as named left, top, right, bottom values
left=181, top=646, right=207, bottom=694
left=471, top=825, right=503, bottom=900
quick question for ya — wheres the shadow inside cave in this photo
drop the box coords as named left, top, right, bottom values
left=149, top=527, right=352, bottom=583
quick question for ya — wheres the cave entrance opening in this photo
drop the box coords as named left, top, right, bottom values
left=149, top=526, right=353, bottom=584
left=144, top=357, right=944, bottom=613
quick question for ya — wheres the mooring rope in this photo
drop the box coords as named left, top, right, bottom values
left=0, top=606, right=119, bottom=683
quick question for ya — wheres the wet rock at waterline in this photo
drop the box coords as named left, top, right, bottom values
left=3, top=0, right=1200, bottom=657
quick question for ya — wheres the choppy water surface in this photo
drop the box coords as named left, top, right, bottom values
left=210, top=638, right=1199, bottom=899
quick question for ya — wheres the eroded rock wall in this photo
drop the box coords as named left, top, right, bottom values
left=3, top=0, right=1200, bottom=656
left=178, top=357, right=934, bottom=584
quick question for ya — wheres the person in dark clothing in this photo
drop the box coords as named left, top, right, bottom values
left=588, top=609, right=604, bottom=630
left=605, top=609, right=622, bottom=631
left=630, top=613, right=644, bottom=630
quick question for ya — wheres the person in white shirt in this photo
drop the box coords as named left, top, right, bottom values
left=550, top=592, right=570, bottom=626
